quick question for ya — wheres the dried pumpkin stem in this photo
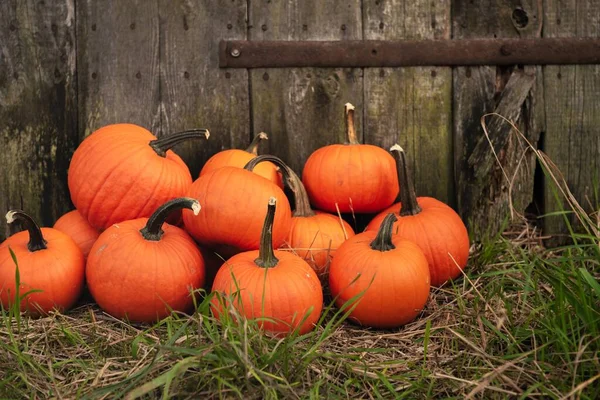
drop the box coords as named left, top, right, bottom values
left=5, top=210, right=48, bottom=252
left=390, top=144, right=422, bottom=216
left=370, top=213, right=398, bottom=252
left=255, top=197, right=279, bottom=268
left=287, top=168, right=315, bottom=217
left=140, top=197, right=201, bottom=241
left=150, top=129, right=210, bottom=157
left=345, top=103, right=360, bottom=145
left=246, top=132, right=269, bottom=155
left=244, top=155, right=291, bottom=189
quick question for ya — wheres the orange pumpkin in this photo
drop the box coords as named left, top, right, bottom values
left=302, top=103, right=399, bottom=214
left=183, top=155, right=292, bottom=258
left=366, top=145, right=470, bottom=287
left=0, top=210, right=85, bottom=316
left=329, top=213, right=430, bottom=328
left=283, top=168, right=355, bottom=277
left=199, top=132, right=283, bottom=188
left=53, top=210, right=100, bottom=259
left=68, top=124, right=209, bottom=231
left=86, top=198, right=205, bottom=323
left=211, top=197, right=323, bottom=337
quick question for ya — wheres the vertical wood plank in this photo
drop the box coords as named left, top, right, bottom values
left=543, top=1, right=600, bottom=243
left=0, top=0, right=77, bottom=241
left=363, top=0, right=453, bottom=205
left=453, top=0, right=544, bottom=239
left=159, top=0, right=249, bottom=178
left=249, top=1, right=363, bottom=175
left=77, top=0, right=160, bottom=140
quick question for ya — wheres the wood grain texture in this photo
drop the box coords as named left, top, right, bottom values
left=453, top=0, right=544, bottom=238
left=159, top=0, right=250, bottom=178
left=77, top=0, right=160, bottom=139
left=363, top=0, right=453, bottom=205
left=249, top=1, right=363, bottom=175
left=543, top=0, right=600, bottom=243
left=0, top=0, right=77, bottom=241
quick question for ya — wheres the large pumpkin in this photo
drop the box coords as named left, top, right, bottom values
left=199, top=132, right=282, bottom=188
left=366, top=145, right=470, bottom=287
left=283, top=168, right=355, bottom=278
left=53, top=210, right=100, bottom=259
left=183, top=155, right=292, bottom=258
left=302, top=103, right=399, bottom=214
left=68, top=123, right=209, bottom=230
left=86, top=198, right=205, bottom=323
left=329, top=213, right=430, bottom=328
left=211, top=197, right=323, bottom=337
left=0, top=210, right=85, bottom=316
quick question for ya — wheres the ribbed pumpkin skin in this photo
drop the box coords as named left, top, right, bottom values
left=53, top=210, right=100, bottom=259
left=86, top=219, right=205, bottom=323
left=365, top=197, right=470, bottom=287
left=68, top=124, right=192, bottom=231
left=200, top=150, right=283, bottom=188
left=328, top=232, right=430, bottom=329
left=211, top=250, right=323, bottom=336
left=0, top=229, right=85, bottom=316
left=286, top=211, right=355, bottom=276
left=302, top=144, right=399, bottom=213
left=183, top=167, right=292, bottom=253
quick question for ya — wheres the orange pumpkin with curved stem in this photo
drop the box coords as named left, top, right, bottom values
left=211, top=197, right=323, bottom=337
left=53, top=210, right=100, bottom=259
left=86, top=197, right=205, bottom=323
left=199, top=132, right=283, bottom=188
left=329, top=213, right=430, bottom=328
left=68, top=123, right=209, bottom=230
left=0, top=210, right=85, bottom=316
left=366, top=145, right=470, bottom=287
left=302, top=103, right=399, bottom=214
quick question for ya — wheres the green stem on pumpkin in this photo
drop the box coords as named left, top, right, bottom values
left=149, top=129, right=210, bottom=157
left=345, top=103, right=360, bottom=145
left=369, top=213, right=398, bottom=252
left=244, top=154, right=292, bottom=188
left=246, top=132, right=269, bottom=155
left=390, top=144, right=422, bottom=216
left=140, top=197, right=200, bottom=241
left=254, top=197, right=279, bottom=268
left=5, top=210, right=47, bottom=252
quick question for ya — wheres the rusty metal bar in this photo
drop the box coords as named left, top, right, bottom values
left=219, top=38, right=600, bottom=68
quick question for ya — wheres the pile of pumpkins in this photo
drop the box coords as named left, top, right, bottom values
left=0, top=103, right=469, bottom=336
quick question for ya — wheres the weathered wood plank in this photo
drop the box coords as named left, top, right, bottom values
left=452, top=0, right=544, bottom=239
left=363, top=0, right=453, bottom=205
left=0, top=0, right=77, bottom=241
left=543, top=1, right=600, bottom=243
left=159, top=0, right=250, bottom=178
left=77, top=0, right=160, bottom=140
left=249, top=1, right=363, bottom=175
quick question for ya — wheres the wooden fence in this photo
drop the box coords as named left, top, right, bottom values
left=1, top=0, right=599, bottom=243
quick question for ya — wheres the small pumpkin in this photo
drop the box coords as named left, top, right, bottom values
left=68, top=123, right=209, bottom=230
left=302, top=103, right=399, bottom=214
left=183, top=155, right=292, bottom=258
left=86, top=198, right=205, bottom=323
left=365, top=145, right=470, bottom=287
left=199, top=132, right=283, bottom=188
left=53, top=210, right=100, bottom=259
left=0, top=210, right=85, bottom=316
left=283, top=168, right=355, bottom=277
left=211, top=197, right=323, bottom=337
left=329, top=213, right=430, bottom=328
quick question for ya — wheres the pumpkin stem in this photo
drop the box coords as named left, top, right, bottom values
left=140, top=197, right=201, bottom=241
left=244, top=155, right=291, bottom=188
left=150, top=129, right=210, bottom=157
left=246, top=132, right=269, bottom=155
left=345, top=103, right=360, bottom=145
left=370, top=213, right=398, bottom=252
left=390, top=144, right=422, bottom=216
left=5, top=210, right=48, bottom=252
left=286, top=168, right=315, bottom=217
left=255, top=197, right=279, bottom=268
